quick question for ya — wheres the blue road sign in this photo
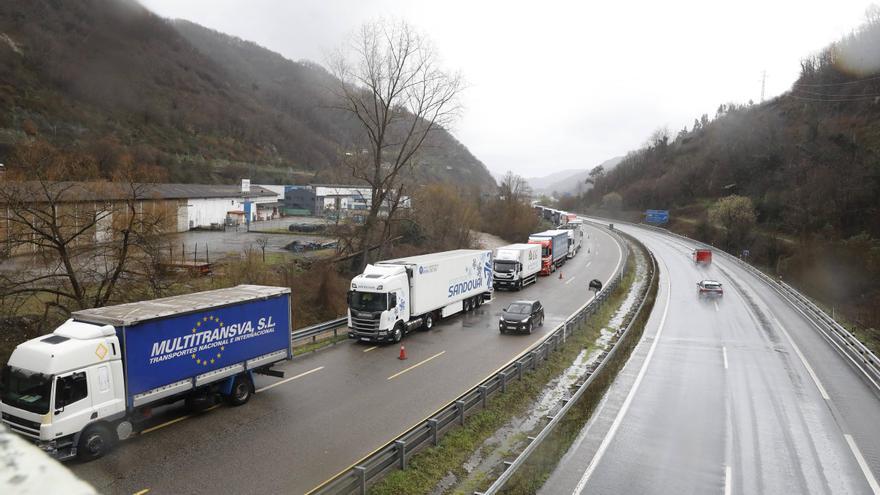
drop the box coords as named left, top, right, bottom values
left=645, top=209, right=669, bottom=224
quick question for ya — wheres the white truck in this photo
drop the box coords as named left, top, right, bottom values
left=347, top=249, right=493, bottom=343
left=0, top=285, right=292, bottom=461
left=492, top=244, right=541, bottom=290
left=560, top=219, right=585, bottom=258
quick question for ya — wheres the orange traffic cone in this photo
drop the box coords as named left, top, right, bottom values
left=559, top=270, right=563, bottom=280
left=398, top=344, right=407, bottom=360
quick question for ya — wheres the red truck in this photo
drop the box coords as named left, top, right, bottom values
left=693, top=249, right=712, bottom=264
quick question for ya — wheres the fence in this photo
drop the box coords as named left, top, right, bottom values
left=309, top=225, right=632, bottom=494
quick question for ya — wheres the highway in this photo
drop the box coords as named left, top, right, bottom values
left=70, top=224, right=624, bottom=494
left=542, top=223, right=880, bottom=494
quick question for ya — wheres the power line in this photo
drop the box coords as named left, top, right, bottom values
left=792, top=87, right=880, bottom=98
left=788, top=93, right=880, bottom=102
left=793, top=74, right=880, bottom=87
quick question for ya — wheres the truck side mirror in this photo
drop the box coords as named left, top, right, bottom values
left=346, top=291, right=353, bottom=305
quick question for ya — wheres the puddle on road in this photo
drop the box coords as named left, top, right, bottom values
left=437, top=254, right=648, bottom=495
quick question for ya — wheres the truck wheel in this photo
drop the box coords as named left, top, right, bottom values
left=392, top=323, right=403, bottom=343
left=78, top=424, right=114, bottom=461
left=476, top=296, right=483, bottom=307
left=424, top=313, right=434, bottom=330
left=516, top=280, right=522, bottom=291
left=227, top=375, right=253, bottom=406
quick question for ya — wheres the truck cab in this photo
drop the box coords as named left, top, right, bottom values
left=530, top=238, right=555, bottom=275
left=1, top=320, right=126, bottom=461
left=348, top=264, right=412, bottom=343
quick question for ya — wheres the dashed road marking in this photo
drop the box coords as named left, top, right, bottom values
left=722, top=346, right=729, bottom=370
left=363, top=346, right=378, bottom=353
left=387, top=351, right=446, bottom=380
left=256, top=366, right=324, bottom=393
left=565, top=276, right=577, bottom=285
left=724, top=465, right=732, bottom=495
left=714, top=301, right=720, bottom=312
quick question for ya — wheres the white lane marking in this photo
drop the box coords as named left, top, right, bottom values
left=387, top=351, right=446, bottom=380
left=767, top=312, right=830, bottom=400
left=586, top=261, right=592, bottom=268
left=714, top=301, right=720, bottom=312
left=572, top=260, right=672, bottom=494
left=565, top=276, right=577, bottom=285
left=363, top=345, right=378, bottom=353
left=844, top=434, right=880, bottom=494
left=255, top=366, right=324, bottom=393
left=722, top=346, right=729, bottom=370
left=724, top=465, right=732, bottom=495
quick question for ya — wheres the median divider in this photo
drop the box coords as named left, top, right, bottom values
left=477, top=232, right=657, bottom=495
left=307, top=226, right=632, bottom=495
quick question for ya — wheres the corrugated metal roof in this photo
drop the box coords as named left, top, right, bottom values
left=71, top=285, right=290, bottom=326
left=0, top=182, right=278, bottom=203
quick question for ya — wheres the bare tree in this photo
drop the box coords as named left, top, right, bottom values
left=0, top=141, right=168, bottom=319
left=330, top=19, right=464, bottom=269
left=255, top=236, right=270, bottom=262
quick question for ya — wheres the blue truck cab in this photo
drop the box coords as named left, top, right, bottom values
left=0, top=285, right=291, bottom=461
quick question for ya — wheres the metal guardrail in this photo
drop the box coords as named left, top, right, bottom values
left=594, top=216, right=880, bottom=393
left=291, top=317, right=348, bottom=345
left=310, top=226, right=631, bottom=495
left=479, top=234, right=656, bottom=494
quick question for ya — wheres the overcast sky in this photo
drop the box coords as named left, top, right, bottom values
left=141, top=0, right=871, bottom=179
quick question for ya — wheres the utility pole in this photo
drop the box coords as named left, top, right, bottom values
left=760, top=70, right=767, bottom=102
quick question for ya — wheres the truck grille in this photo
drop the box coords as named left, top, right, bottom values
left=2, top=412, right=40, bottom=437
left=350, top=313, right=380, bottom=333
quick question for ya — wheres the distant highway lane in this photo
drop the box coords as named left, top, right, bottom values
left=70, top=224, right=624, bottom=494
left=541, top=222, right=880, bottom=495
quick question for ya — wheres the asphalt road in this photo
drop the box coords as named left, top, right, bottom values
left=70, top=225, right=623, bottom=494
left=542, top=222, right=880, bottom=495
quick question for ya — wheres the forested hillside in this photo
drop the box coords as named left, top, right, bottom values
left=579, top=14, right=880, bottom=343
left=0, top=0, right=495, bottom=188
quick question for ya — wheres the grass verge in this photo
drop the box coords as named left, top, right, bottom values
left=368, top=251, right=641, bottom=495
left=292, top=333, right=350, bottom=356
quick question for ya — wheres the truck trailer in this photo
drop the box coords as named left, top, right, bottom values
left=0, top=285, right=292, bottom=461
left=559, top=219, right=584, bottom=258
left=529, top=230, right=569, bottom=275
left=493, top=243, right=541, bottom=290
left=348, top=249, right=493, bottom=343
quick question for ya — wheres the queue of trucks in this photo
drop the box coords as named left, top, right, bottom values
left=1, top=208, right=592, bottom=460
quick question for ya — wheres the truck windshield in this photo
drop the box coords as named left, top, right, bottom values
left=494, top=261, right=516, bottom=273
left=0, top=365, right=53, bottom=414
left=350, top=291, right=388, bottom=312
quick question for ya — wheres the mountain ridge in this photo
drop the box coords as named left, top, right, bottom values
left=0, top=0, right=495, bottom=189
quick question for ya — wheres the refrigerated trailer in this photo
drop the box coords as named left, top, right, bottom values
left=529, top=230, right=569, bottom=275
left=348, top=249, right=493, bottom=343
left=559, top=219, right=584, bottom=258
left=0, top=285, right=292, bottom=461
left=493, top=243, right=541, bottom=290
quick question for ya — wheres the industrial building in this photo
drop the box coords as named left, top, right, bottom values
left=0, top=182, right=281, bottom=248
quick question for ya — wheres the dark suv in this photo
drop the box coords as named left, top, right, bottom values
left=499, top=300, right=544, bottom=334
